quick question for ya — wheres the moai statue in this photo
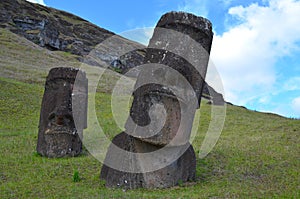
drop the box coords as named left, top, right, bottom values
left=100, top=11, right=213, bottom=189
left=37, top=67, right=88, bottom=158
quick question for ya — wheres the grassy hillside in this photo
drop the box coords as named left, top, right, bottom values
left=0, top=28, right=80, bottom=84
left=0, top=76, right=299, bottom=198
left=0, top=28, right=299, bottom=198
left=0, top=28, right=124, bottom=93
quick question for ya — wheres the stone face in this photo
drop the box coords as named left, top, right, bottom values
left=37, top=67, right=88, bottom=158
left=101, top=11, right=213, bottom=189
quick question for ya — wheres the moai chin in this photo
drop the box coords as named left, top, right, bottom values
left=37, top=67, right=88, bottom=158
left=101, top=11, right=213, bottom=189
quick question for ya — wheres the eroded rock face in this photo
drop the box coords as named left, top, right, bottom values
left=0, top=0, right=115, bottom=55
left=101, top=12, right=213, bottom=189
left=37, top=67, right=88, bottom=158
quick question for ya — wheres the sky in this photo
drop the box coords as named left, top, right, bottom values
left=26, top=0, right=300, bottom=118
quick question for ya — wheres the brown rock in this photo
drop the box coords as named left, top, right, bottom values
left=36, top=67, right=88, bottom=158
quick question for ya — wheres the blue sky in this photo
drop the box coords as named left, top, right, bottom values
left=27, top=0, right=300, bottom=118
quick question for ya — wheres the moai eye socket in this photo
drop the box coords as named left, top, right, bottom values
left=48, top=112, right=55, bottom=120
left=56, top=115, right=64, bottom=126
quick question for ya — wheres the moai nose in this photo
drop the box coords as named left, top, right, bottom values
left=56, top=115, right=64, bottom=125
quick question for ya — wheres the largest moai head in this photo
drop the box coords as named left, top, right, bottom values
left=37, top=67, right=88, bottom=158
left=101, top=12, right=214, bottom=189
left=125, top=12, right=213, bottom=146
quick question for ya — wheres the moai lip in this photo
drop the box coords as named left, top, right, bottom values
left=36, top=67, right=88, bottom=158
left=101, top=11, right=213, bottom=189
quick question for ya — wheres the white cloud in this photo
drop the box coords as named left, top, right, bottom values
left=259, top=95, right=271, bottom=104
left=292, top=97, right=300, bottom=115
left=210, top=0, right=300, bottom=105
left=283, top=77, right=300, bottom=91
left=26, top=0, right=46, bottom=6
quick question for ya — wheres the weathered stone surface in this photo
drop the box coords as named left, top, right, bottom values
left=126, top=11, right=214, bottom=146
left=125, top=83, right=197, bottom=146
left=155, top=11, right=213, bottom=52
left=100, top=132, right=196, bottom=189
left=144, top=11, right=213, bottom=104
left=110, top=49, right=146, bottom=75
left=101, top=11, right=213, bottom=189
left=37, top=67, right=88, bottom=158
left=111, top=50, right=224, bottom=103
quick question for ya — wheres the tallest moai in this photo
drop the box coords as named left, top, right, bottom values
left=101, top=11, right=213, bottom=189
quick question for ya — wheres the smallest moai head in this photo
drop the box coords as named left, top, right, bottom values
left=37, top=67, right=88, bottom=158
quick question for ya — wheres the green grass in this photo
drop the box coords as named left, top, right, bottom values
left=0, top=76, right=299, bottom=198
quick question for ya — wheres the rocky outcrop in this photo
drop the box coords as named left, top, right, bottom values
left=202, top=83, right=225, bottom=105
left=0, top=0, right=114, bottom=55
